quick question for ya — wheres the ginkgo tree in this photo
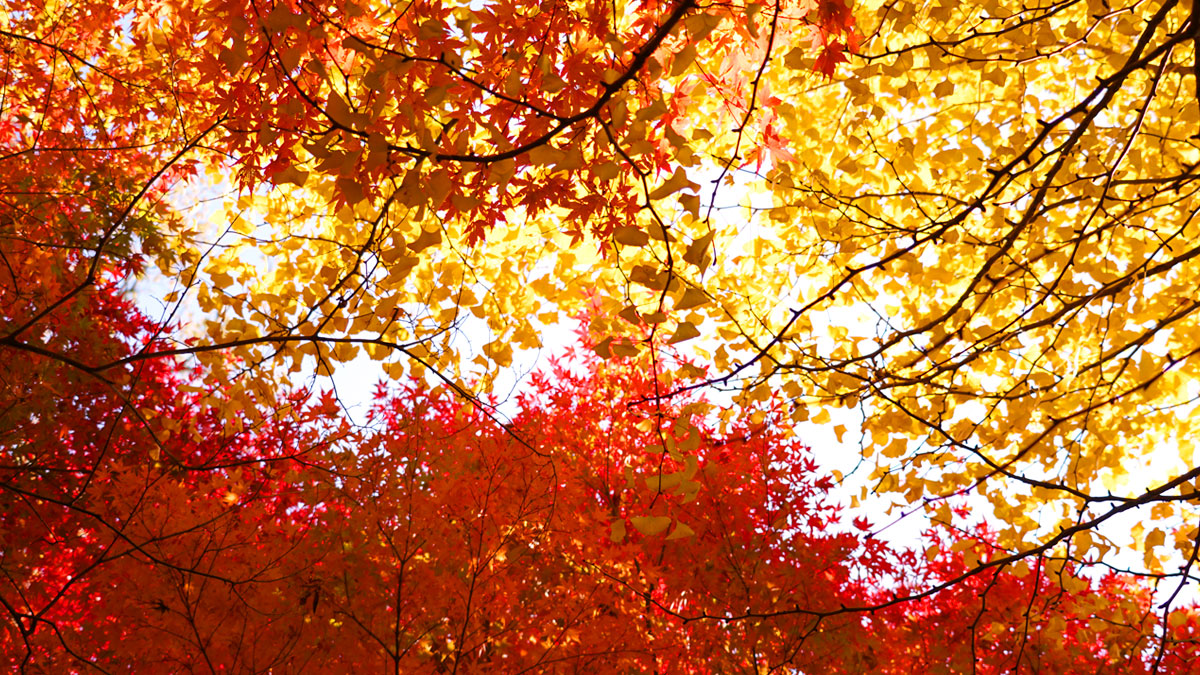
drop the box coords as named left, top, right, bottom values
left=647, top=0, right=1200, bottom=632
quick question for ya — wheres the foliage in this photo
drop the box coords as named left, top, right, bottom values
left=0, top=257, right=339, bottom=671
left=667, top=0, right=1200, bottom=618
left=7, top=0, right=1200, bottom=668
left=3, top=284, right=1199, bottom=670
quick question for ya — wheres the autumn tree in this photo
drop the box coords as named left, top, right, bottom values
left=0, top=224, right=346, bottom=670
left=274, top=345, right=1200, bottom=673
left=7, top=0, right=1200, bottom=668
left=5, top=296, right=1199, bottom=671
left=0, top=8, right=339, bottom=665
left=648, top=0, right=1200, bottom=640
left=0, top=0, right=857, bottom=479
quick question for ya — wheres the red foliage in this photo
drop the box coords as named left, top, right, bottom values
left=321, top=350, right=893, bottom=671
left=4, top=299, right=1199, bottom=671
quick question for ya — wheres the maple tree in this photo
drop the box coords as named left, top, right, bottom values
left=4, top=281, right=1200, bottom=671
left=7, top=0, right=1200, bottom=668
left=1, top=0, right=860, bottom=454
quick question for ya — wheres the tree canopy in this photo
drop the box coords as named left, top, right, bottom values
left=4, top=0, right=1200, bottom=669
left=4, top=277, right=1199, bottom=670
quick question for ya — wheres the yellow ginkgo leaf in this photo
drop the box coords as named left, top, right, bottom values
left=610, top=519, right=627, bottom=543
left=630, top=516, right=672, bottom=536
left=668, top=322, right=700, bottom=344
left=666, top=522, right=695, bottom=540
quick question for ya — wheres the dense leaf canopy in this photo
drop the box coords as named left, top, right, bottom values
left=5, top=0, right=1200, bottom=669
left=3, top=277, right=1199, bottom=670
